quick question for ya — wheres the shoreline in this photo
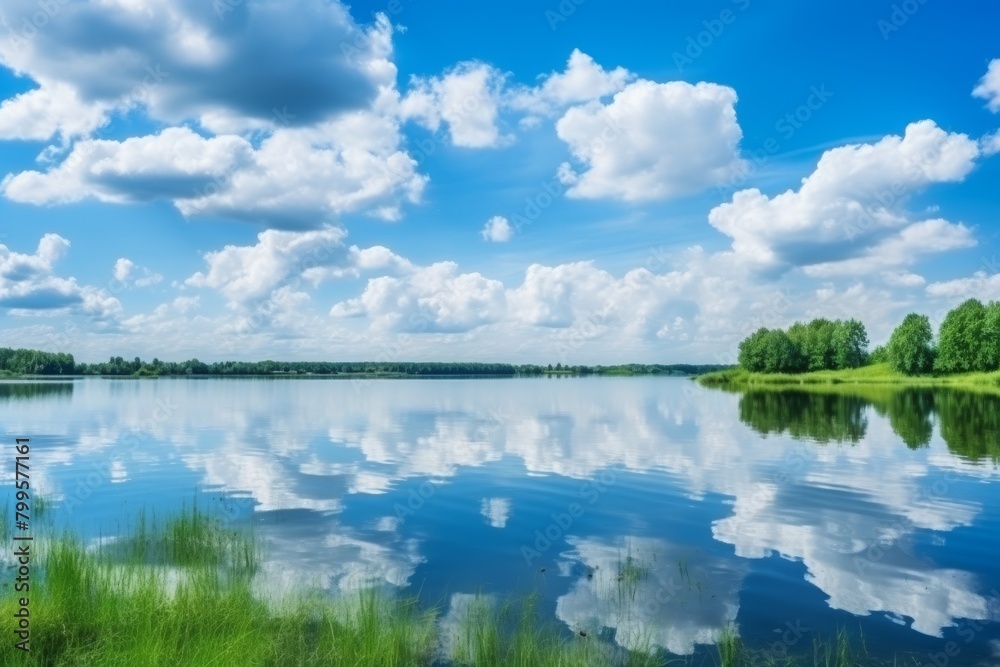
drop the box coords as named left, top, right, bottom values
left=696, top=363, right=1000, bottom=392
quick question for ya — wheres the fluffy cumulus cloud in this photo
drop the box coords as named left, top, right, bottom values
left=400, top=62, right=508, bottom=148
left=0, top=3, right=425, bottom=226
left=982, top=130, right=1000, bottom=156
left=0, top=83, right=110, bottom=141
left=331, top=256, right=724, bottom=348
left=480, top=216, right=513, bottom=243
left=555, top=80, right=746, bottom=201
left=185, top=226, right=355, bottom=305
left=509, top=49, right=633, bottom=117
left=184, top=226, right=420, bottom=336
left=331, top=262, right=507, bottom=333
left=708, top=121, right=981, bottom=274
left=3, top=116, right=426, bottom=227
left=0, top=0, right=393, bottom=136
left=973, top=59, right=1000, bottom=112
left=0, top=234, right=120, bottom=318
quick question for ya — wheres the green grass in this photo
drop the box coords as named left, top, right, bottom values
left=1, top=505, right=917, bottom=666
left=446, top=593, right=650, bottom=667
left=697, top=363, right=1000, bottom=393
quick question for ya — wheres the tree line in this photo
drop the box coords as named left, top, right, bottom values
left=0, top=349, right=729, bottom=378
left=737, top=318, right=869, bottom=373
left=737, top=298, right=1000, bottom=376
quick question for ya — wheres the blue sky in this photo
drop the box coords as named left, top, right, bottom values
left=0, top=0, right=998, bottom=364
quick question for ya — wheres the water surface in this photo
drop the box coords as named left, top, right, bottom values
left=2, top=377, right=999, bottom=663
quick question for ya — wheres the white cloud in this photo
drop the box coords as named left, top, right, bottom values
left=510, top=49, right=633, bottom=117
left=0, top=0, right=394, bottom=136
left=709, top=121, right=981, bottom=274
left=881, top=271, right=926, bottom=287
left=0, top=4, right=425, bottom=226
left=3, top=121, right=426, bottom=226
left=803, top=219, right=976, bottom=278
left=926, top=271, right=1000, bottom=301
left=113, top=258, right=162, bottom=287
left=401, top=62, right=508, bottom=148
left=555, top=80, right=746, bottom=201
left=0, top=83, right=109, bottom=141
left=481, top=216, right=513, bottom=243
left=973, top=59, right=1000, bottom=112
left=184, top=226, right=424, bottom=326
left=0, top=234, right=121, bottom=319
left=982, top=130, right=1000, bottom=156
left=331, top=261, right=507, bottom=333
left=186, top=226, right=351, bottom=305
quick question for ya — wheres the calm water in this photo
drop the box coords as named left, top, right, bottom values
left=3, top=377, right=1000, bottom=663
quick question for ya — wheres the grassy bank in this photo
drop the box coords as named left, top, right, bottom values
left=696, top=363, right=1000, bottom=392
left=1, top=504, right=908, bottom=666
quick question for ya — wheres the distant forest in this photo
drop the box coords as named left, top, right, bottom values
left=0, top=348, right=730, bottom=378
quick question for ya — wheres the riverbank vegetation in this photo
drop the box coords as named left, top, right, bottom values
left=702, top=298, right=1000, bottom=387
left=0, top=504, right=905, bottom=666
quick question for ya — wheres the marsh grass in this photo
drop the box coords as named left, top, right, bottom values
left=615, top=542, right=650, bottom=605
left=697, top=363, right=1000, bottom=393
left=32, top=494, right=50, bottom=518
left=0, top=505, right=917, bottom=666
left=447, top=592, right=660, bottom=667
left=1, top=507, right=435, bottom=667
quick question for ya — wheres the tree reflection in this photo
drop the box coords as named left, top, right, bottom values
left=936, top=391, right=1000, bottom=461
left=874, top=389, right=936, bottom=450
left=737, top=386, right=1000, bottom=462
left=0, top=382, right=73, bottom=402
left=738, top=390, right=869, bottom=443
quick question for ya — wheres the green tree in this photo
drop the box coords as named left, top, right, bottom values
left=868, top=344, right=888, bottom=365
left=887, top=313, right=936, bottom=375
left=935, top=298, right=986, bottom=373
left=738, top=328, right=771, bottom=372
left=832, top=319, right=869, bottom=369
left=981, top=301, right=1000, bottom=371
left=739, top=328, right=802, bottom=373
left=807, top=319, right=838, bottom=370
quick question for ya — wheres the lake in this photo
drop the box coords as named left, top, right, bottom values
left=3, top=377, right=999, bottom=664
